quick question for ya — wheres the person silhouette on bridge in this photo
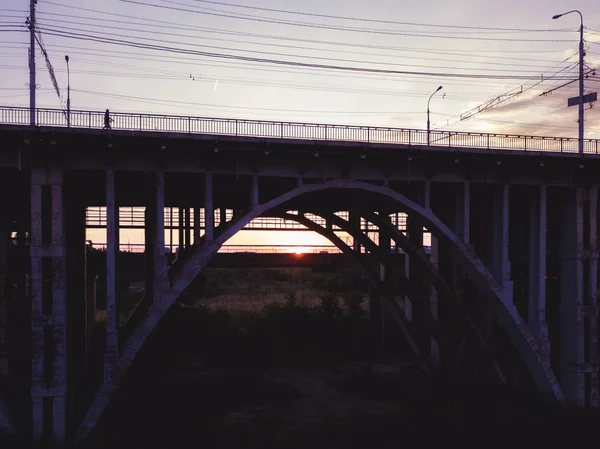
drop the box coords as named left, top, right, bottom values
left=104, top=109, right=113, bottom=130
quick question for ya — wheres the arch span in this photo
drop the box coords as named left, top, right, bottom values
left=76, top=179, right=563, bottom=441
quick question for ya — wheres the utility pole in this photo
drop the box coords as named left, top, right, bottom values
left=553, top=10, right=597, bottom=154
left=28, top=0, right=37, bottom=126
left=578, top=19, right=584, bottom=155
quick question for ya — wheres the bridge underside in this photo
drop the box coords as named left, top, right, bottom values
left=0, top=126, right=599, bottom=443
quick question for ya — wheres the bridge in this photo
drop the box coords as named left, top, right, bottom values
left=1, top=106, right=600, bottom=444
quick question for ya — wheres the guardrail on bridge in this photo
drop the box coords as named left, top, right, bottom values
left=1, top=106, right=599, bottom=154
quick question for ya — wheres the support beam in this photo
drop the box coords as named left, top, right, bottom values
left=424, top=181, right=440, bottom=366
left=588, top=188, right=598, bottom=407
left=154, top=171, right=167, bottom=303
left=193, top=207, right=200, bottom=245
left=559, top=187, right=585, bottom=406
left=177, top=206, right=184, bottom=252
left=349, top=212, right=361, bottom=253
left=0, top=216, right=8, bottom=376
left=455, top=182, right=470, bottom=244
left=30, top=167, right=68, bottom=443
left=376, top=224, right=389, bottom=355
left=251, top=174, right=259, bottom=208
left=491, top=185, right=512, bottom=297
left=105, top=169, right=118, bottom=382
left=204, top=173, right=214, bottom=242
left=528, top=185, right=549, bottom=358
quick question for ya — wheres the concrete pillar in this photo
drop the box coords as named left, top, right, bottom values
left=455, top=182, right=470, bottom=244
left=423, top=181, right=440, bottom=367
left=184, top=208, right=191, bottom=248
left=491, top=185, right=512, bottom=299
left=204, top=173, right=214, bottom=242
left=528, top=185, right=550, bottom=358
left=0, top=216, right=8, bottom=375
left=154, top=171, right=168, bottom=303
left=349, top=212, right=361, bottom=253
left=559, top=188, right=585, bottom=406
left=587, top=188, right=598, bottom=407
left=105, top=169, right=119, bottom=383
left=374, top=226, right=389, bottom=352
left=144, top=198, right=155, bottom=304
left=30, top=167, right=68, bottom=442
left=178, top=206, right=184, bottom=252
left=193, top=207, right=201, bottom=245
left=251, top=174, right=259, bottom=208
left=404, top=186, right=426, bottom=323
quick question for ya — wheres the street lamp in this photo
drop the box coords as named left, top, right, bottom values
left=427, top=85, right=443, bottom=146
left=553, top=10, right=584, bottom=154
left=65, top=55, right=71, bottom=127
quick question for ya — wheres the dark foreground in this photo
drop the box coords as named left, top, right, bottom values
left=2, top=301, right=600, bottom=447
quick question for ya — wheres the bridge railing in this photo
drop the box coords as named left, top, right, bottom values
left=1, top=106, right=598, bottom=154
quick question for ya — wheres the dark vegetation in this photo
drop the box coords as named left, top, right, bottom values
left=2, top=268, right=600, bottom=447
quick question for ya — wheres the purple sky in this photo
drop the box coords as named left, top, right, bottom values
left=2, top=0, right=599, bottom=248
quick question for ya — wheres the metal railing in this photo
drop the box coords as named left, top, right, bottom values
left=2, top=105, right=599, bottom=154
left=88, top=242, right=344, bottom=254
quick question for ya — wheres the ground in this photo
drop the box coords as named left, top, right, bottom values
left=1, top=268, right=599, bottom=447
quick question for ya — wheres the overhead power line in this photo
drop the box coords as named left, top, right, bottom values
left=36, top=22, right=575, bottom=75
left=35, top=27, right=580, bottom=81
left=38, top=3, right=581, bottom=54
left=120, top=0, right=575, bottom=43
left=185, top=0, right=575, bottom=32
left=34, top=15, right=576, bottom=69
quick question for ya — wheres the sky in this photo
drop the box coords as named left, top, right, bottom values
left=2, top=0, right=600, bottom=251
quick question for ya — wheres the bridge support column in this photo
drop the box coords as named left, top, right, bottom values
left=185, top=208, right=191, bottom=248
left=104, top=169, right=119, bottom=383
left=30, top=167, right=68, bottom=443
left=204, top=173, right=214, bottom=242
left=559, top=187, right=598, bottom=406
left=528, top=185, right=550, bottom=360
left=479, top=185, right=511, bottom=345
left=0, top=215, right=8, bottom=376
left=453, top=182, right=471, bottom=289
left=251, top=174, right=259, bottom=208
left=349, top=212, right=360, bottom=253
left=193, top=207, right=200, bottom=245
left=404, top=201, right=424, bottom=324
left=559, top=187, right=585, bottom=406
left=490, top=185, right=512, bottom=298
left=374, top=224, right=389, bottom=356
left=0, top=213, right=11, bottom=434
left=424, top=181, right=440, bottom=367
left=178, top=206, right=184, bottom=253
left=154, top=172, right=168, bottom=302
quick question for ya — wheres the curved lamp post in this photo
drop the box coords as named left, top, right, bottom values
left=65, top=55, right=71, bottom=128
left=427, top=85, right=443, bottom=146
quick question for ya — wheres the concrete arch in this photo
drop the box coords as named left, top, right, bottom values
left=77, top=178, right=563, bottom=441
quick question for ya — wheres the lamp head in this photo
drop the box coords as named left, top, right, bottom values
left=436, top=85, right=443, bottom=92
left=65, top=55, right=69, bottom=63
left=552, top=14, right=562, bottom=19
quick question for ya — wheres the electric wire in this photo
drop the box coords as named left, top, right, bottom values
left=121, top=0, right=576, bottom=42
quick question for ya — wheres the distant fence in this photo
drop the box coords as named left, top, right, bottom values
left=2, top=106, right=599, bottom=154
left=88, top=242, right=344, bottom=254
